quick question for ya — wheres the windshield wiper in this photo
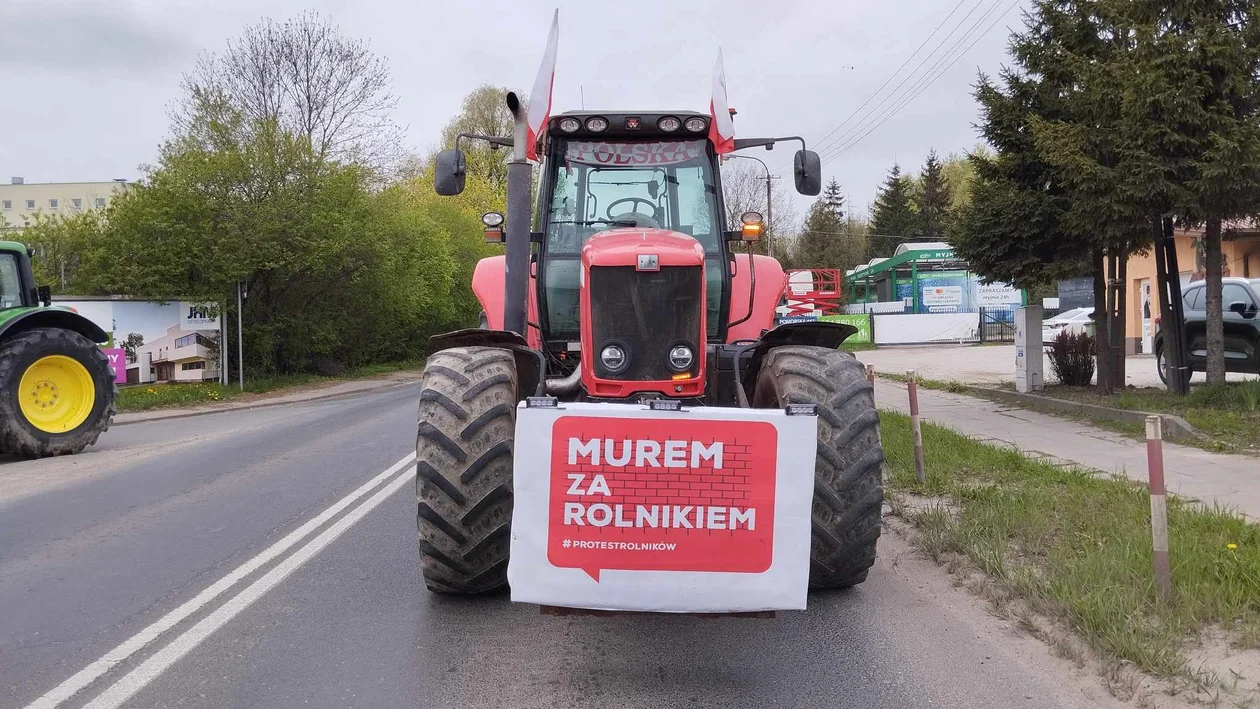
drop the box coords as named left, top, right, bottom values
left=550, top=219, right=638, bottom=227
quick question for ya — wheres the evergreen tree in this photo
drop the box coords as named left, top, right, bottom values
left=869, top=164, right=919, bottom=257
left=916, top=149, right=952, bottom=240
left=793, top=178, right=865, bottom=272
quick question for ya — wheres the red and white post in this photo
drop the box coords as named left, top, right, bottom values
left=907, top=370, right=926, bottom=485
left=1146, top=415, right=1172, bottom=602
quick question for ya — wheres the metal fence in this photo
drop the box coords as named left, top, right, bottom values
left=978, top=306, right=1016, bottom=343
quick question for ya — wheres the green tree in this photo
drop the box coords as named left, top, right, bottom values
left=916, top=149, right=952, bottom=240
left=869, top=164, right=918, bottom=257
left=438, top=84, right=519, bottom=193
left=791, top=179, right=865, bottom=274
left=1114, top=1, right=1260, bottom=385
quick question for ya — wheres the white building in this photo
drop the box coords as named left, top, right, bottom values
left=127, top=325, right=221, bottom=384
left=0, top=177, right=127, bottom=230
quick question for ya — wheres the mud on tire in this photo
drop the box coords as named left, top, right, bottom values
left=415, top=346, right=517, bottom=594
left=752, top=345, right=884, bottom=588
left=0, top=327, right=117, bottom=458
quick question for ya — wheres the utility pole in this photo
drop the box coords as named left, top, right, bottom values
left=236, top=280, right=245, bottom=391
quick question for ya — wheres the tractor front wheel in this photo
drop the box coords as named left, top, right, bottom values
left=752, top=345, right=884, bottom=588
left=415, top=346, right=517, bottom=594
left=0, top=327, right=117, bottom=457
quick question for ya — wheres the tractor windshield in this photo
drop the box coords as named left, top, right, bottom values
left=541, top=139, right=726, bottom=343
left=0, top=254, right=22, bottom=309
left=544, top=139, right=720, bottom=254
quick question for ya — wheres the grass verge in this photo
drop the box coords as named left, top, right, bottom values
left=881, top=411, right=1260, bottom=678
left=880, top=371, right=970, bottom=394
left=116, top=360, right=422, bottom=413
left=1033, top=380, right=1260, bottom=455
left=840, top=341, right=878, bottom=353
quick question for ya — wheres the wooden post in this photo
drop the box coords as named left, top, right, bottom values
left=866, top=363, right=875, bottom=389
left=907, top=370, right=926, bottom=485
left=1146, top=415, right=1172, bottom=602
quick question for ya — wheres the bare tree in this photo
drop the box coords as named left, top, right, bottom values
left=720, top=160, right=795, bottom=258
left=173, top=11, right=404, bottom=173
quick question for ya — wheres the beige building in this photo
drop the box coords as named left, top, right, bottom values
left=127, top=324, right=221, bottom=385
left=0, top=177, right=127, bottom=230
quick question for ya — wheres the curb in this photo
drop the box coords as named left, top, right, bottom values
left=111, top=379, right=420, bottom=427
left=957, top=385, right=1205, bottom=442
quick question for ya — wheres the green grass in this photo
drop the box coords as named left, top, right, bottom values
left=881, top=371, right=970, bottom=393
left=840, top=341, right=877, bottom=353
left=1035, top=380, right=1260, bottom=455
left=116, top=360, right=422, bottom=413
left=882, top=411, right=1260, bottom=677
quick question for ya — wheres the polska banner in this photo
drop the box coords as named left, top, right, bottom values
left=508, top=402, right=817, bottom=613
left=526, top=10, right=560, bottom=162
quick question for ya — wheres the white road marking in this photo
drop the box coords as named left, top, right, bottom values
left=25, top=452, right=417, bottom=709
left=82, top=466, right=417, bottom=709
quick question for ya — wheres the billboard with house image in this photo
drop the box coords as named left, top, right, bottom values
left=51, top=298, right=222, bottom=385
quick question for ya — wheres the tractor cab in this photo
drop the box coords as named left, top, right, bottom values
left=536, top=111, right=728, bottom=359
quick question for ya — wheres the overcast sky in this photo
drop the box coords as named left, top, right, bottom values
left=0, top=0, right=1026, bottom=220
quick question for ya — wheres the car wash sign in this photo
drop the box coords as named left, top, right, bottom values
left=509, top=402, right=816, bottom=613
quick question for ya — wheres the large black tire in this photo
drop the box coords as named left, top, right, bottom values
left=752, top=345, right=884, bottom=588
left=0, top=327, right=117, bottom=457
left=415, top=346, right=517, bottom=594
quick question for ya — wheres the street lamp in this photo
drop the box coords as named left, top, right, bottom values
left=723, top=154, right=778, bottom=255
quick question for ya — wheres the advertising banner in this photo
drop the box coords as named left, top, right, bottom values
left=52, top=298, right=222, bottom=385
left=508, top=402, right=817, bottom=613
left=819, top=313, right=872, bottom=344
left=101, top=348, right=126, bottom=384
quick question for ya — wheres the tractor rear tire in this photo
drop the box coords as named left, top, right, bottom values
left=0, top=327, right=117, bottom=457
left=752, top=345, right=884, bottom=588
left=415, top=346, right=517, bottom=594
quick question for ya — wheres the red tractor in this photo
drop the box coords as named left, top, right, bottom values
left=419, top=96, right=883, bottom=598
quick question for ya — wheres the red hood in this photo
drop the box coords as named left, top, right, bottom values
left=580, top=228, right=705, bottom=268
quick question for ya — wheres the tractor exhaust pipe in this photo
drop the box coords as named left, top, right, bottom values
left=545, top=363, right=583, bottom=396
left=502, top=92, right=532, bottom=337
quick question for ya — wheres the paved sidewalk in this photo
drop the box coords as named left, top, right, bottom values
left=113, top=372, right=421, bottom=425
left=874, top=379, right=1260, bottom=521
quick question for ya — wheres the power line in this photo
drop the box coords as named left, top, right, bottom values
left=822, top=0, right=1019, bottom=162
left=811, top=0, right=991, bottom=159
left=805, top=0, right=970, bottom=156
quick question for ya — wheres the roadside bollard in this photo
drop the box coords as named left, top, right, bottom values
left=907, top=370, right=926, bottom=485
left=866, top=364, right=875, bottom=389
left=1146, top=415, right=1172, bottom=602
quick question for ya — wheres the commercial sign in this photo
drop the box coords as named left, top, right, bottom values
left=922, top=285, right=963, bottom=307
left=509, top=402, right=816, bottom=612
left=820, top=313, right=872, bottom=344
left=974, top=282, right=1023, bottom=306
left=179, top=302, right=220, bottom=330
left=101, top=348, right=126, bottom=384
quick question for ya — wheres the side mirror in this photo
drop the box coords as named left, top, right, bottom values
left=794, top=149, right=822, bottom=196
left=1228, top=301, right=1253, bottom=317
left=434, top=149, right=467, bottom=196
left=37, top=285, right=51, bottom=306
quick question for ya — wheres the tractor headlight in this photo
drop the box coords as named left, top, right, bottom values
left=585, top=116, right=609, bottom=133
left=667, top=344, right=694, bottom=373
left=600, top=344, right=629, bottom=374
left=657, top=116, right=681, bottom=132
left=558, top=117, right=581, bottom=133
left=684, top=116, right=708, bottom=133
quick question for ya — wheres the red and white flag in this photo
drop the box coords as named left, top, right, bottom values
left=526, top=10, right=560, bottom=162
left=709, top=49, right=735, bottom=154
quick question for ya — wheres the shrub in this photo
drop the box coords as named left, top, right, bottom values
left=1048, top=330, right=1095, bottom=386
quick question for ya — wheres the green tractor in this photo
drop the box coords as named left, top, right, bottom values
left=0, top=240, right=116, bottom=457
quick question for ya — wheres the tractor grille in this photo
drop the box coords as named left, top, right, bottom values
left=590, top=265, right=703, bottom=382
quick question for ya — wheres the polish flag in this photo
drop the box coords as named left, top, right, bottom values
left=526, top=10, right=560, bottom=162
left=709, top=49, right=735, bottom=154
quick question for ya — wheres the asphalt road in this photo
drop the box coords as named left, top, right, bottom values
left=2, top=384, right=1120, bottom=709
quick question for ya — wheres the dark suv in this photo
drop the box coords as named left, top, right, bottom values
left=1156, top=277, right=1260, bottom=385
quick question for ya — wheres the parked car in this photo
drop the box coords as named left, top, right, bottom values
left=1042, top=307, right=1096, bottom=344
left=1156, top=277, right=1260, bottom=386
